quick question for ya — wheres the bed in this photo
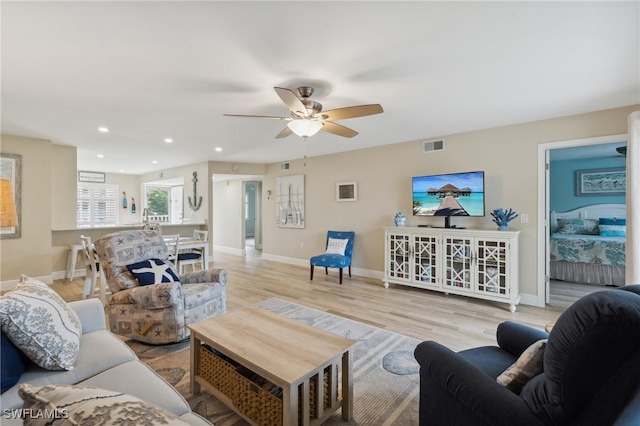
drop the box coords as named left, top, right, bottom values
left=549, top=204, right=626, bottom=286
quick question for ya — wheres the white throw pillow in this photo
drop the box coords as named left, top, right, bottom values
left=18, top=384, right=190, bottom=426
left=0, top=276, right=82, bottom=370
left=325, top=238, right=349, bottom=255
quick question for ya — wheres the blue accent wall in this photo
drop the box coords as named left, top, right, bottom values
left=550, top=158, right=626, bottom=213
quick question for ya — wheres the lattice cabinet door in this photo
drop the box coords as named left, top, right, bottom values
left=412, top=234, right=440, bottom=287
left=387, top=232, right=411, bottom=282
left=443, top=236, right=473, bottom=292
left=475, top=238, right=510, bottom=298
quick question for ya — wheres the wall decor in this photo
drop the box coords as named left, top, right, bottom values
left=576, top=167, right=626, bottom=196
left=336, top=182, right=358, bottom=202
left=0, top=153, right=22, bottom=239
left=276, top=174, right=304, bottom=228
left=188, top=171, right=203, bottom=211
left=78, top=171, right=105, bottom=183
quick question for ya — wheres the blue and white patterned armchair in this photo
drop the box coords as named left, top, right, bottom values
left=94, top=230, right=227, bottom=344
left=309, top=231, right=355, bottom=284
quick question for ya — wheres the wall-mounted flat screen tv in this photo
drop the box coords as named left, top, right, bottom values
left=412, top=170, right=485, bottom=227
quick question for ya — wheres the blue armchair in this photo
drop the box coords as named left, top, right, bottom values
left=414, top=285, right=640, bottom=426
left=309, top=231, right=355, bottom=284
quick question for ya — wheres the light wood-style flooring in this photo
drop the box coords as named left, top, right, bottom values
left=548, top=279, right=610, bottom=309
left=51, top=252, right=565, bottom=352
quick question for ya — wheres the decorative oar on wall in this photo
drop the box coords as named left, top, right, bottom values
left=188, top=171, right=203, bottom=214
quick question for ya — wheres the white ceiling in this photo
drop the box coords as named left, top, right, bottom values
left=2, top=1, right=638, bottom=175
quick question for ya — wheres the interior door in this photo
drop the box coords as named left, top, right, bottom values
left=545, top=149, right=551, bottom=304
left=171, top=186, right=183, bottom=223
left=245, top=182, right=256, bottom=238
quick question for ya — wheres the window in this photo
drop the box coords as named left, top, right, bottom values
left=77, top=183, right=118, bottom=227
left=143, top=182, right=183, bottom=223
left=146, top=187, right=170, bottom=218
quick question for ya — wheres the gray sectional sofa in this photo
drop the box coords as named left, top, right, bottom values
left=0, top=298, right=211, bottom=425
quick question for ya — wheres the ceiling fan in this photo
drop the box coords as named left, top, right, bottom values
left=224, top=86, right=383, bottom=140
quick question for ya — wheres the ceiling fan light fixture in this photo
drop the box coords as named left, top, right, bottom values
left=287, top=119, right=323, bottom=139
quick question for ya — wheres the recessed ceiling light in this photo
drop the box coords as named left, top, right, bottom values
left=98, top=127, right=109, bottom=133
left=152, top=160, right=158, bottom=164
left=97, top=154, right=104, bottom=158
left=215, top=147, right=222, bottom=152
left=164, top=138, right=173, bottom=143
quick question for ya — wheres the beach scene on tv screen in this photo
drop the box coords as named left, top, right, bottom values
left=413, top=171, right=485, bottom=216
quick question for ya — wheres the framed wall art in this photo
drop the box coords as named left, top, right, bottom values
left=276, top=174, right=304, bottom=228
left=79, top=171, right=106, bottom=183
left=336, top=182, right=357, bottom=202
left=0, top=153, right=22, bottom=239
left=576, top=167, right=626, bottom=196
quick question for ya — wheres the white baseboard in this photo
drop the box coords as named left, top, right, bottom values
left=213, top=245, right=245, bottom=256
left=261, top=253, right=541, bottom=306
left=1, top=261, right=543, bottom=310
left=1, top=270, right=88, bottom=292
left=519, top=293, right=544, bottom=307
left=260, top=253, right=384, bottom=282
left=1, top=274, right=55, bottom=292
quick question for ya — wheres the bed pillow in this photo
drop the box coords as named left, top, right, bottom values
left=599, top=217, right=626, bottom=226
left=556, top=218, right=599, bottom=235
left=0, top=276, right=82, bottom=371
left=126, top=258, right=180, bottom=286
left=18, top=384, right=190, bottom=426
left=599, top=224, right=626, bottom=237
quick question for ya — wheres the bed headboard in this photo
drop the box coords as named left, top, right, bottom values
left=551, top=204, right=626, bottom=230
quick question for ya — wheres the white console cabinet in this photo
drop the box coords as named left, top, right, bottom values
left=384, top=227, right=520, bottom=312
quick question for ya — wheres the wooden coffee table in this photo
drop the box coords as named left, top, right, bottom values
left=188, top=306, right=356, bottom=426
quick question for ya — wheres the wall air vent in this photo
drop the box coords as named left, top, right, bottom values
left=423, top=139, right=445, bottom=153
left=280, top=162, right=291, bottom=171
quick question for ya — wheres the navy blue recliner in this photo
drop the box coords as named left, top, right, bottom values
left=414, top=285, right=640, bottom=426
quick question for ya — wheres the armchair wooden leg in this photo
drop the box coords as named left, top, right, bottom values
left=310, top=265, right=314, bottom=281
left=348, top=265, right=352, bottom=277
left=325, top=267, right=328, bottom=275
left=339, top=268, right=343, bottom=284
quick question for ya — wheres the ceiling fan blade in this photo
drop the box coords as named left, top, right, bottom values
left=320, top=104, right=383, bottom=121
left=275, top=127, right=293, bottom=139
left=223, top=114, right=290, bottom=120
left=321, top=121, right=359, bottom=138
left=274, top=87, right=308, bottom=117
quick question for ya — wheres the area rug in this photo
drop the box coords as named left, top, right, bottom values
left=127, top=298, right=421, bottom=425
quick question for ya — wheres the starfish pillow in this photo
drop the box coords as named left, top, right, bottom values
left=126, top=259, right=180, bottom=286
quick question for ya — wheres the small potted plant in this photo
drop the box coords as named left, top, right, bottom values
left=491, top=208, right=518, bottom=231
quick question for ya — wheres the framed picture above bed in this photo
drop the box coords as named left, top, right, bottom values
left=576, top=167, right=626, bottom=196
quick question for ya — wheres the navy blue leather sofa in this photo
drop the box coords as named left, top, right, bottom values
left=414, top=285, right=640, bottom=426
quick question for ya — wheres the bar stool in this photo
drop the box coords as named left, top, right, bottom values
left=80, top=235, right=106, bottom=304
left=65, top=244, right=83, bottom=281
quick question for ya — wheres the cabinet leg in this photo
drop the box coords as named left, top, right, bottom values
left=383, top=281, right=389, bottom=288
left=509, top=304, right=517, bottom=313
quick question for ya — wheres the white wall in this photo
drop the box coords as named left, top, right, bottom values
left=212, top=179, right=244, bottom=253
left=1, top=105, right=637, bottom=296
left=1, top=135, right=53, bottom=281
left=256, top=105, right=639, bottom=303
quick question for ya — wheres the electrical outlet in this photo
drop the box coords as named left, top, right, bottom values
left=521, top=213, right=529, bottom=224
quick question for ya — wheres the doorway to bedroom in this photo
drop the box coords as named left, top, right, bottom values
left=540, top=135, right=627, bottom=308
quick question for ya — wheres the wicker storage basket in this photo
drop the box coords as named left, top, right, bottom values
left=199, top=345, right=334, bottom=425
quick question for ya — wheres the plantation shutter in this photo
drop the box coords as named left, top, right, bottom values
left=77, top=183, right=118, bottom=227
